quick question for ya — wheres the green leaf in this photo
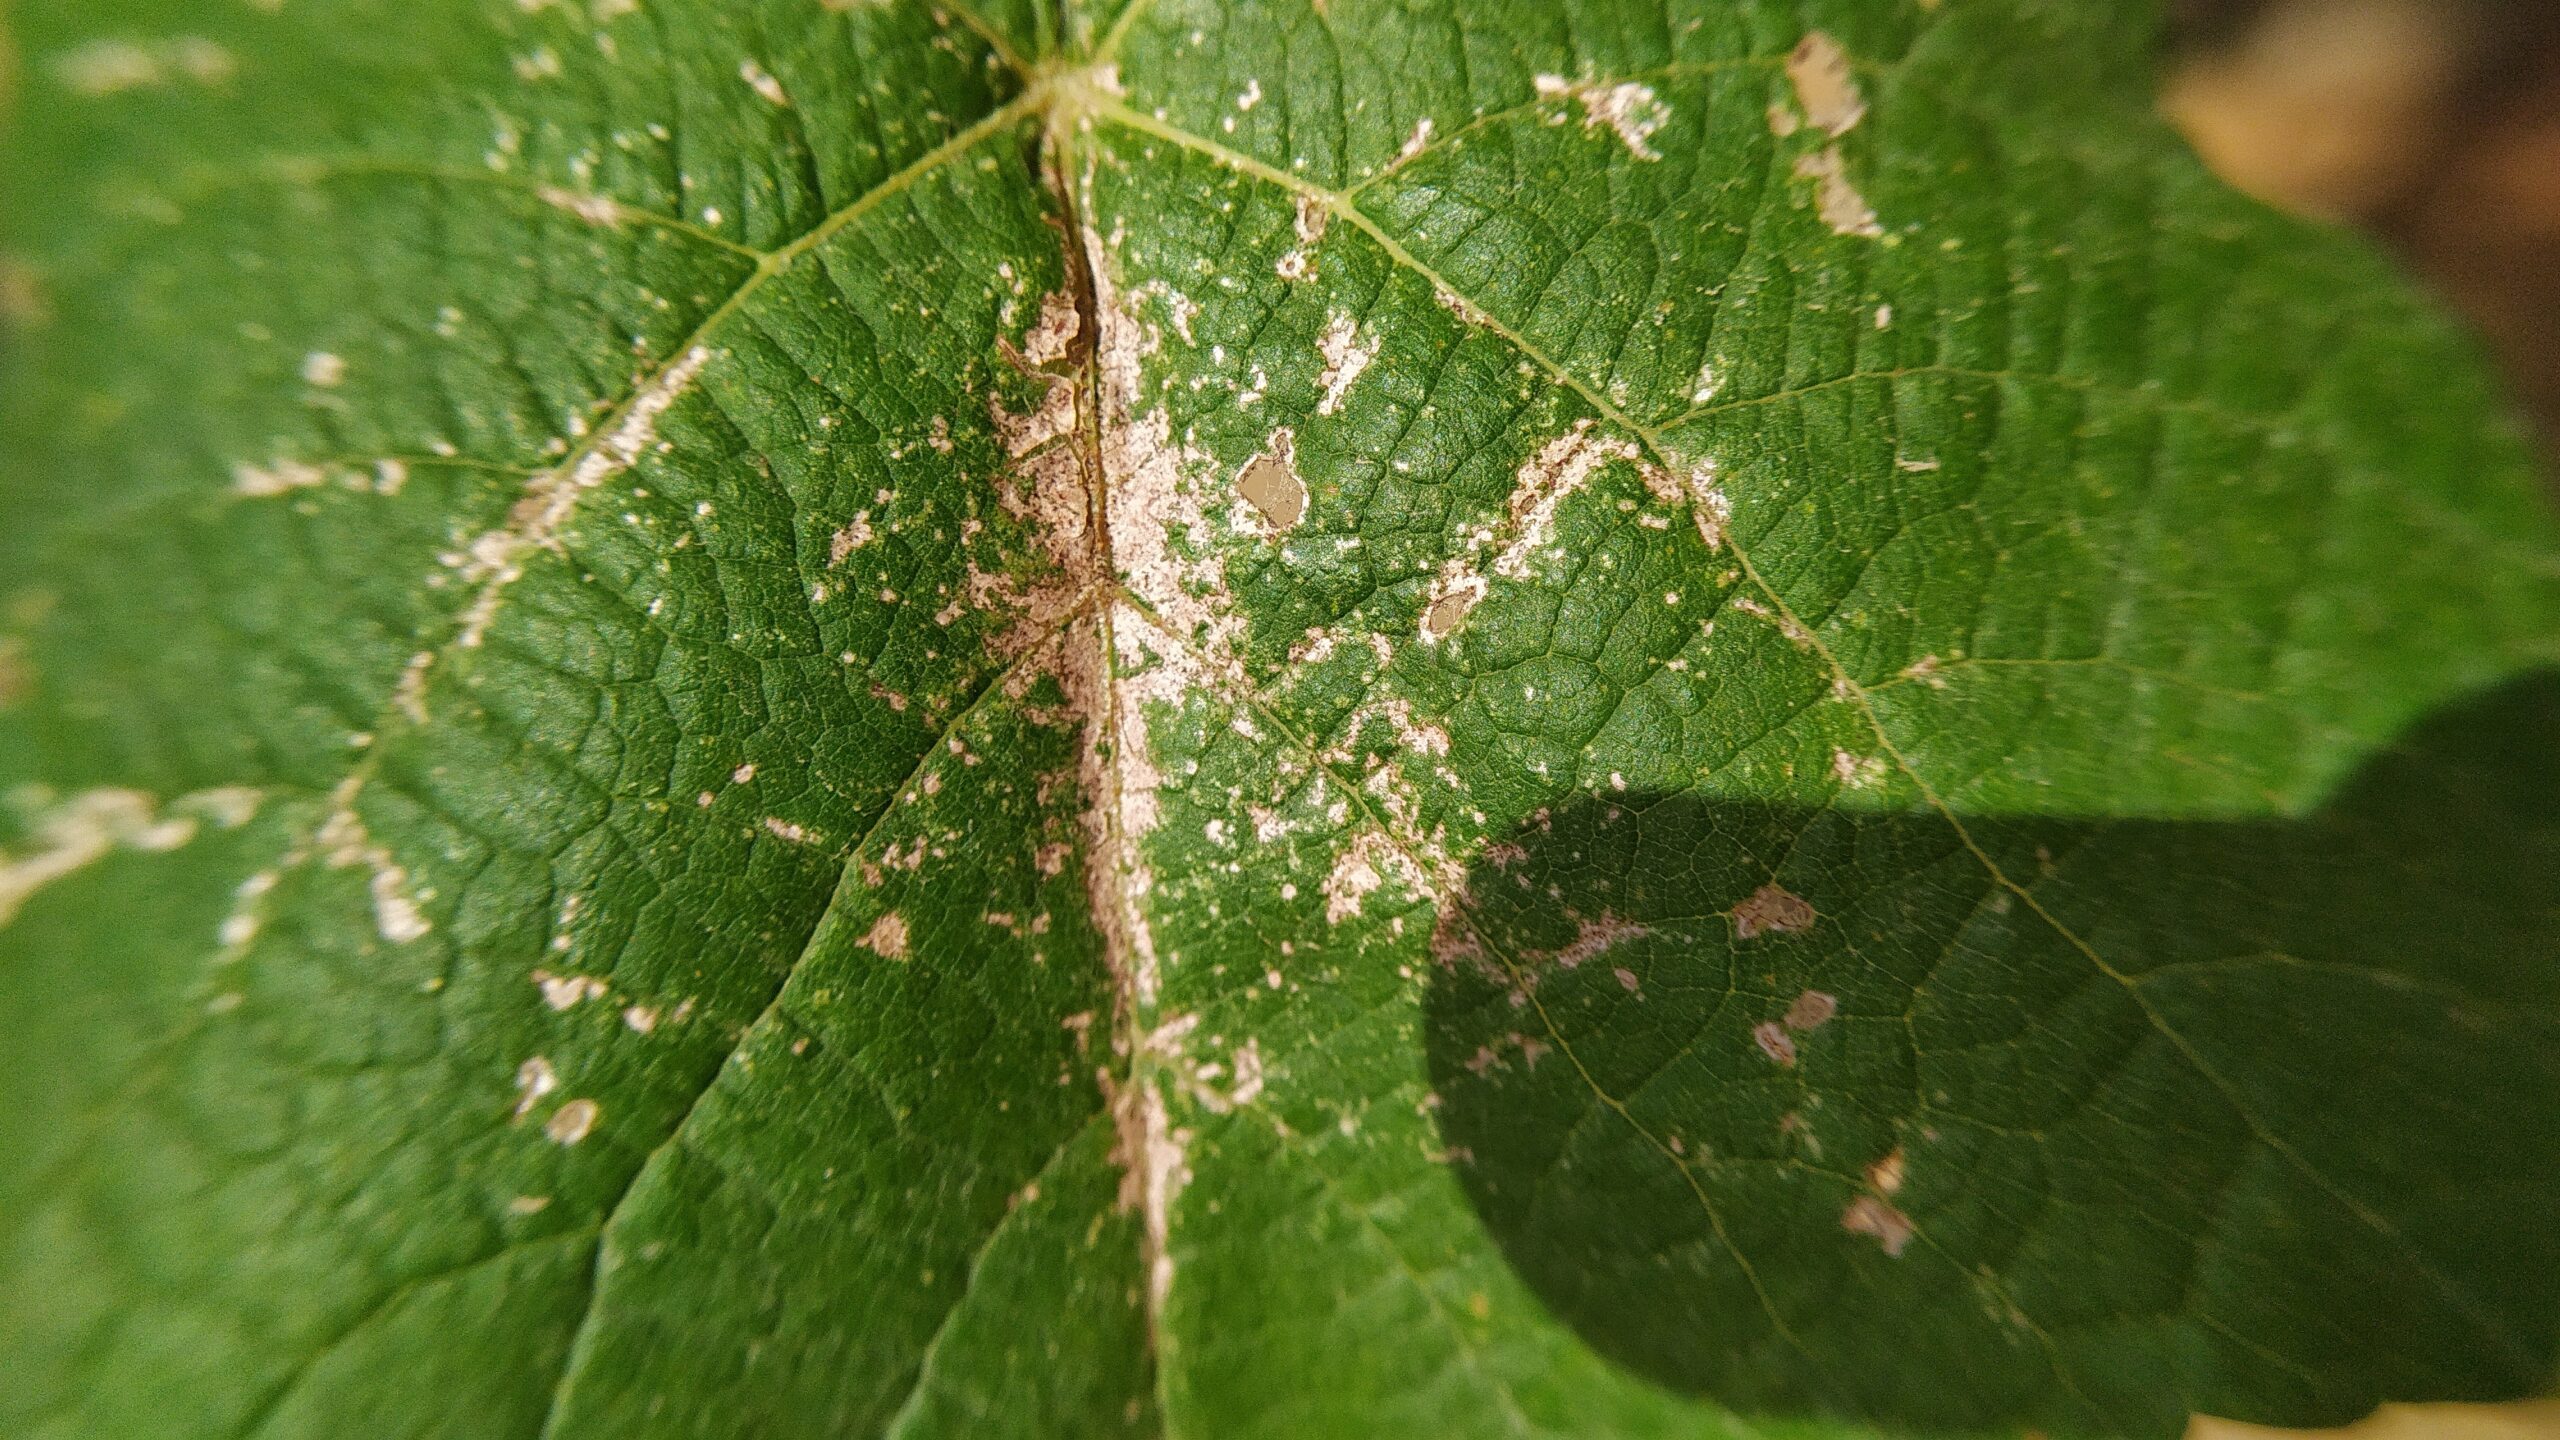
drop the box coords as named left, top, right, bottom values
left=2, top=2, right=2554, bottom=1438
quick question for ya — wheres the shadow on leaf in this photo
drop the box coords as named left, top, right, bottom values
left=1425, top=674, right=2560, bottom=1440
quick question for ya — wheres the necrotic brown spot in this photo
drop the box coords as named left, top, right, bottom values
left=1733, top=883, right=1816, bottom=939
left=1236, top=449, right=1305, bottom=530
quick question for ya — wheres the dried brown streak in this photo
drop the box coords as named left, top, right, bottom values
left=1040, top=77, right=1185, bottom=1404
left=1082, top=98, right=2539, bottom=1386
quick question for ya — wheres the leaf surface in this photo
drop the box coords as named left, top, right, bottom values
left=2, top=2, right=2556, bottom=1438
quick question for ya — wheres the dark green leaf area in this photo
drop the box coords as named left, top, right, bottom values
left=1429, top=674, right=2560, bottom=1440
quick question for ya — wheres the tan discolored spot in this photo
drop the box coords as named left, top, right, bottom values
left=829, top=514, right=874, bottom=564
left=1795, top=148, right=1884, bottom=238
left=538, top=186, right=628, bottom=227
left=449, top=343, right=713, bottom=653
left=1785, top=32, right=1867, bottom=138
left=1733, top=883, right=1816, bottom=940
left=1235, top=432, right=1307, bottom=531
left=1751, top=1020, right=1798, bottom=1067
left=232, top=458, right=332, bottom=498
left=535, top=971, right=608, bottom=1011
left=1832, top=748, right=1886, bottom=789
left=1419, top=572, right=1486, bottom=644
left=1393, top=115, right=1435, bottom=167
left=861, top=911, right=910, bottom=960
left=1866, top=1146, right=1906, bottom=1197
left=1552, top=911, right=1649, bottom=969
left=1493, top=422, right=1665, bottom=581
left=512, top=1057, right=558, bottom=1120
left=991, top=377, right=1078, bottom=457
left=1294, top=193, right=1331, bottom=245
left=0, top=786, right=258, bottom=928
left=738, top=59, right=790, bottom=108
left=1781, top=988, right=1837, bottom=1032
left=1016, top=289, right=1082, bottom=368
left=1842, top=1194, right=1913, bottom=1256
left=314, top=787, right=434, bottom=945
left=545, top=1098, right=601, bottom=1146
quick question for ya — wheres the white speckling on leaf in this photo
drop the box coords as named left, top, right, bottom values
left=1832, top=748, right=1886, bottom=789
left=1689, top=358, right=1722, bottom=404
left=1492, top=422, right=1655, bottom=582
left=1534, top=74, right=1669, bottom=161
left=1228, top=1038, right=1265, bottom=1105
left=451, top=343, right=713, bottom=653
left=316, top=784, right=432, bottom=944
left=301, top=351, right=346, bottom=387
left=0, top=786, right=259, bottom=930
left=1314, top=308, right=1378, bottom=416
left=1394, top=115, right=1435, bottom=166
left=1323, top=827, right=1436, bottom=924
left=738, top=59, right=790, bottom=107
left=54, top=36, right=235, bottom=95
left=991, top=376, right=1078, bottom=457
left=512, top=1056, right=558, bottom=1120
left=231, top=458, right=331, bottom=497
left=537, top=186, right=628, bottom=227
left=535, top=971, right=608, bottom=1010
left=829, top=513, right=875, bottom=564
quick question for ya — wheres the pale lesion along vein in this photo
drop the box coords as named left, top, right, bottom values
left=23, top=3, right=2536, bottom=1427
left=1075, top=94, right=2541, bottom=1392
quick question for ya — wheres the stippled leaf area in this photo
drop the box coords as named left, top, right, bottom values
left=3, top=2, right=2556, bottom=1439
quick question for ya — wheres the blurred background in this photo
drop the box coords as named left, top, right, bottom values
left=2164, top=0, right=2560, bottom=477
left=2170, top=7, right=2560, bottom=1433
